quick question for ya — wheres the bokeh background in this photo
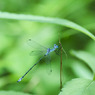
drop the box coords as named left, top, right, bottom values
left=0, top=0, right=95, bottom=95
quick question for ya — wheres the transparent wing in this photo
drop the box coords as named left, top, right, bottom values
left=55, top=44, right=68, bottom=59
left=27, top=39, right=47, bottom=52
left=29, top=50, right=45, bottom=56
left=45, top=54, right=52, bottom=74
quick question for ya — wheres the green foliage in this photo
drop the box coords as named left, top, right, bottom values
left=0, top=0, right=95, bottom=95
left=0, top=91, right=31, bottom=95
left=70, top=50, right=95, bottom=74
left=0, top=12, right=95, bottom=40
left=59, top=78, right=95, bottom=95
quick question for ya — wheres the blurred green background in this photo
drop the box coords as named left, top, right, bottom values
left=0, top=0, right=95, bottom=95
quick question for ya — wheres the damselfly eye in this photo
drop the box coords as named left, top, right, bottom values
left=54, top=44, right=58, bottom=48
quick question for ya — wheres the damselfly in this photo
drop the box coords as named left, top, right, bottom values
left=17, top=39, right=59, bottom=82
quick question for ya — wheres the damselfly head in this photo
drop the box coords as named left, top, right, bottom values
left=54, top=44, right=58, bottom=49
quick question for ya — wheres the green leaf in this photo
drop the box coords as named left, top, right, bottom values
left=59, top=78, right=95, bottom=95
left=0, top=12, right=95, bottom=40
left=70, top=50, right=95, bottom=73
left=0, top=91, right=31, bottom=95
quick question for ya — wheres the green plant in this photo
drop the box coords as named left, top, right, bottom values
left=0, top=11, right=95, bottom=95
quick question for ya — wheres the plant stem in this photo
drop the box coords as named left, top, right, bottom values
left=60, top=42, right=63, bottom=90
left=58, top=32, right=63, bottom=91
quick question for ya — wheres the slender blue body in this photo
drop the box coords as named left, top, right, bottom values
left=17, top=44, right=58, bottom=82
left=45, top=44, right=58, bottom=56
